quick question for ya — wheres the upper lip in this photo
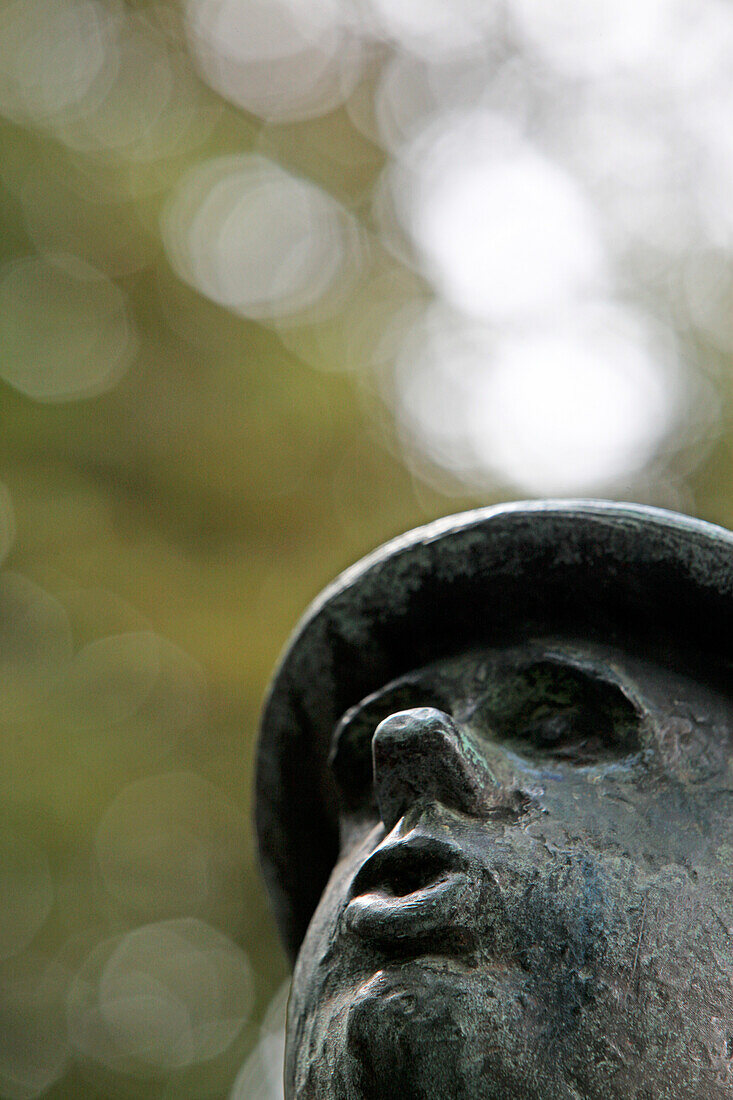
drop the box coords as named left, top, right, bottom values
left=344, top=829, right=478, bottom=953
left=350, top=832, right=469, bottom=900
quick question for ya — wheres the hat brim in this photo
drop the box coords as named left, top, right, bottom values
left=255, top=500, right=733, bottom=960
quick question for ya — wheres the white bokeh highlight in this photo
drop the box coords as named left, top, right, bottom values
left=395, top=304, right=684, bottom=494
left=163, top=154, right=363, bottom=323
left=392, top=112, right=607, bottom=323
left=230, top=982, right=289, bottom=1100
left=364, top=0, right=499, bottom=62
left=0, top=0, right=120, bottom=128
left=511, top=0, right=705, bottom=82
left=185, top=0, right=362, bottom=122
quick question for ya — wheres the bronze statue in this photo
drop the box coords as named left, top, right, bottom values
left=255, top=501, right=733, bottom=1098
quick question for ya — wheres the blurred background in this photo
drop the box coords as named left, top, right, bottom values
left=2, top=0, right=733, bottom=1096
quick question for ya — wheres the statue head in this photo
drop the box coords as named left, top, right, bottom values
left=255, top=502, right=733, bottom=1099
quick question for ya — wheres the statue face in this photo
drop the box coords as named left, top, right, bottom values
left=285, top=639, right=733, bottom=1100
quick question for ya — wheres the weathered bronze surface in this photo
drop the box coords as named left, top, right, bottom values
left=256, top=502, right=733, bottom=1098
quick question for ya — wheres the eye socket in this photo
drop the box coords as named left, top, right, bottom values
left=487, top=659, right=642, bottom=766
left=329, top=681, right=448, bottom=812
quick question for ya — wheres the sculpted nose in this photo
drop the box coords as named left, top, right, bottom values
left=372, top=707, right=493, bottom=832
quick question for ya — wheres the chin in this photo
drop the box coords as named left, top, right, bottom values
left=286, top=952, right=732, bottom=1100
left=287, top=959, right=549, bottom=1100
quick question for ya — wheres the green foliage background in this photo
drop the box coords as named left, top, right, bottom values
left=2, top=1, right=733, bottom=1096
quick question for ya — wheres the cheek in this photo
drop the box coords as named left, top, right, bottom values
left=290, top=833, right=376, bottom=1001
left=285, top=847, right=371, bottom=1089
left=294, top=859, right=353, bottom=978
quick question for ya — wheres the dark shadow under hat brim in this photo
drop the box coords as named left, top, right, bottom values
left=255, top=500, right=733, bottom=960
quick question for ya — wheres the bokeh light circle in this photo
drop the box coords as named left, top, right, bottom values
left=185, top=0, right=363, bottom=123
left=364, top=0, right=500, bottom=62
left=391, top=111, right=607, bottom=323
left=395, top=303, right=685, bottom=494
left=0, top=951, right=71, bottom=1100
left=0, top=254, right=137, bottom=402
left=0, top=0, right=120, bottom=128
left=162, top=154, right=363, bottom=322
left=67, top=918, right=253, bottom=1078
left=95, top=772, right=247, bottom=932
left=229, top=981, right=288, bottom=1100
left=56, top=17, right=218, bottom=162
left=53, top=632, right=162, bottom=731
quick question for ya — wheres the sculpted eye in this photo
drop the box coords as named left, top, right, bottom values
left=329, top=682, right=448, bottom=812
left=490, top=660, right=643, bottom=766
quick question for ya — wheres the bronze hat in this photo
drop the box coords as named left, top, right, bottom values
left=255, top=500, right=733, bottom=959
